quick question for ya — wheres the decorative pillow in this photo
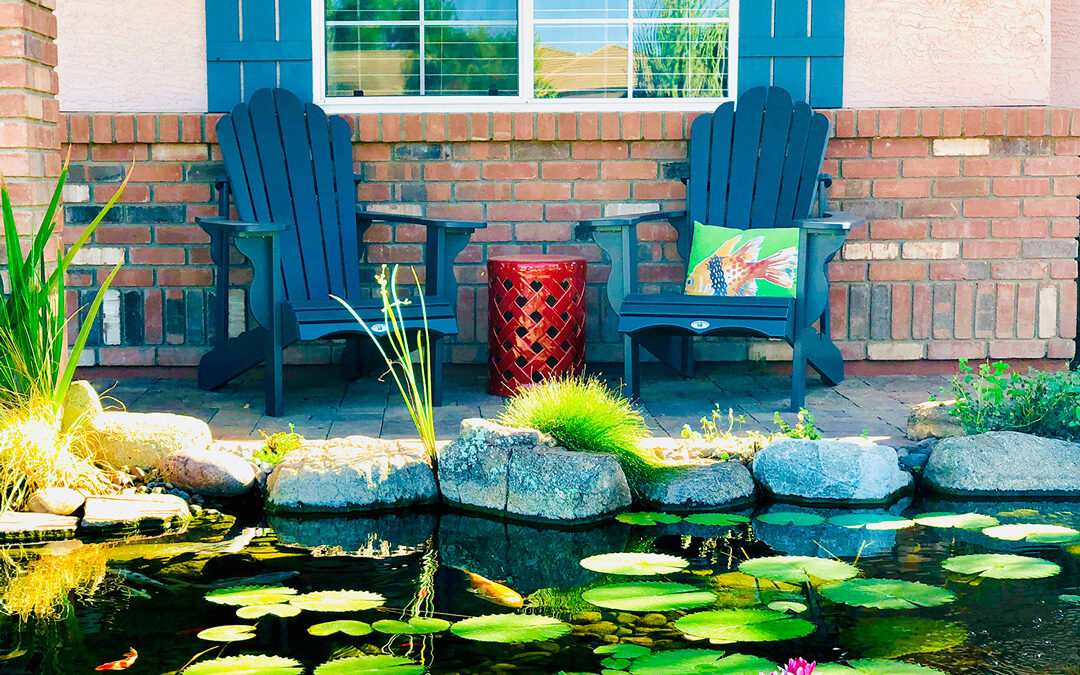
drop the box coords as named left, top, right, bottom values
left=685, top=222, right=800, bottom=298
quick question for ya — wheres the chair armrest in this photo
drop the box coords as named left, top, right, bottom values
left=196, top=216, right=287, bottom=236
left=356, top=208, right=485, bottom=232
left=793, top=211, right=866, bottom=232
left=576, top=210, right=687, bottom=239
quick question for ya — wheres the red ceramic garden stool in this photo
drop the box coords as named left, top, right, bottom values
left=487, top=255, right=587, bottom=396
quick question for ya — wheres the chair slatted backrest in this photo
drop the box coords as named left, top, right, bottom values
left=687, top=86, right=830, bottom=232
left=216, top=88, right=362, bottom=302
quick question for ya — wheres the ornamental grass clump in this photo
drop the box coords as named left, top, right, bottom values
left=497, top=375, right=668, bottom=493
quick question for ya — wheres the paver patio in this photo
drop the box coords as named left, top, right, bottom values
left=83, top=364, right=945, bottom=448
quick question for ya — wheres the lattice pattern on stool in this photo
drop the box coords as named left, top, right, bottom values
left=487, top=256, right=586, bottom=397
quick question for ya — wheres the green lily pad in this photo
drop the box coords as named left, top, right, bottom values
left=372, top=616, right=451, bottom=635
left=1060, top=594, right=1080, bottom=604
left=580, top=553, right=689, bottom=576
left=595, top=644, right=652, bottom=659
left=683, top=513, right=752, bottom=527
left=581, top=582, right=715, bottom=612
left=766, top=600, right=808, bottom=613
left=313, top=655, right=425, bottom=674
left=236, top=603, right=301, bottom=619
left=674, top=609, right=815, bottom=643
left=616, top=512, right=683, bottom=526
left=184, top=655, right=304, bottom=674
left=913, top=512, right=999, bottom=529
left=451, top=613, right=571, bottom=643
left=629, top=649, right=776, bottom=675
left=981, top=523, right=1080, bottom=543
left=308, top=620, right=374, bottom=636
left=289, top=590, right=386, bottom=612
left=827, top=514, right=915, bottom=530
left=841, top=617, right=966, bottom=659
left=941, top=553, right=1061, bottom=579
left=602, top=657, right=631, bottom=669
left=755, top=512, right=826, bottom=526
left=820, top=579, right=955, bottom=609
left=814, top=660, right=949, bottom=674
left=739, top=556, right=859, bottom=584
left=196, top=624, right=257, bottom=643
left=205, top=585, right=298, bottom=607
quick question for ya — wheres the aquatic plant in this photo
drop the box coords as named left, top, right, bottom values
left=981, top=523, right=1080, bottom=543
left=840, top=617, right=966, bottom=659
left=739, top=556, right=858, bottom=584
left=315, top=655, right=424, bottom=674
left=912, top=512, right=999, bottom=529
left=288, top=589, right=386, bottom=612
left=755, top=512, right=826, bottom=526
left=196, top=624, right=256, bottom=642
left=449, top=613, right=570, bottom=643
left=308, top=620, right=373, bottom=636
left=616, top=511, right=683, bottom=526
left=940, top=553, right=1061, bottom=579
left=766, top=658, right=816, bottom=675
left=630, top=649, right=775, bottom=675
left=581, top=581, right=715, bottom=611
left=684, top=512, right=751, bottom=526
left=826, top=514, right=915, bottom=530
left=497, top=375, right=667, bottom=492
left=0, top=544, right=110, bottom=621
left=819, top=579, right=955, bottom=610
left=675, top=608, right=815, bottom=643
left=184, top=655, right=303, bottom=675
left=680, top=406, right=821, bottom=463
left=579, top=552, right=689, bottom=576
left=255, top=424, right=304, bottom=465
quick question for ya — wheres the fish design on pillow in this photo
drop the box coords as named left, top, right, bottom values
left=686, top=233, right=798, bottom=297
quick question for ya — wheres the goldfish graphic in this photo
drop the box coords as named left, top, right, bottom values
left=463, top=571, right=524, bottom=608
left=95, top=648, right=137, bottom=671
left=686, top=234, right=798, bottom=297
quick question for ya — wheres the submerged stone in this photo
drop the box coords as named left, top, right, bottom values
left=637, top=460, right=755, bottom=510
left=27, top=487, right=86, bottom=516
left=159, top=448, right=257, bottom=497
left=925, top=431, right=1080, bottom=496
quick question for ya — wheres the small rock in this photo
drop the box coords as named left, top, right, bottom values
left=615, top=627, right=633, bottom=636
left=899, top=452, right=929, bottom=472
left=576, top=621, right=618, bottom=636
left=573, top=612, right=603, bottom=623
left=131, top=466, right=146, bottom=481
left=60, top=380, right=103, bottom=432
left=907, top=400, right=965, bottom=441
left=615, top=613, right=638, bottom=625
left=151, top=487, right=164, bottom=494
left=189, top=504, right=203, bottom=516
left=26, top=487, right=85, bottom=516
left=159, top=448, right=257, bottom=498
left=639, top=614, right=667, bottom=627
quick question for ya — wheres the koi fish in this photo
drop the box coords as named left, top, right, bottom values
left=685, top=234, right=798, bottom=297
left=464, top=571, right=524, bottom=608
left=95, top=648, right=137, bottom=671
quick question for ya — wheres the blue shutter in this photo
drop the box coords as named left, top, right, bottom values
left=206, top=0, right=313, bottom=112
left=738, top=0, right=844, bottom=108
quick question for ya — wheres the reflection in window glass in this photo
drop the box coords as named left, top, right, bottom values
left=633, top=22, right=728, bottom=98
left=633, top=0, right=728, bottom=20
left=426, top=25, right=518, bottom=95
left=534, top=25, right=628, bottom=98
left=425, top=0, right=516, bottom=23
left=326, top=25, right=420, bottom=96
left=533, top=0, right=627, bottom=21
left=326, top=0, right=419, bottom=23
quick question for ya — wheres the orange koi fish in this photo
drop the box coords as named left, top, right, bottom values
left=464, top=571, right=524, bottom=608
left=686, top=234, right=798, bottom=297
left=95, top=648, right=137, bottom=671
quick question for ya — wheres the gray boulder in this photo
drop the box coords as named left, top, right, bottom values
left=439, top=419, right=632, bottom=522
left=907, top=400, right=965, bottom=441
left=26, top=487, right=86, bottom=516
left=751, top=439, right=912, bottom=505
left=91, top=412, right=212, bottom=469
left=924, top=431, right=1080, bottom=496
left=266, top=436, right=438, bottom=513
left=638, top=461, right=755, bottom=510
left=159, top=448, right=257, bottom=497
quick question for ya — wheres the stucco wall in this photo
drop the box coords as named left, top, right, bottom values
left=1051, top=0, right=1080, bottom=106
left=55, top=0, right=207, bottom=113
left=844, top=0, right=1052, bottom=108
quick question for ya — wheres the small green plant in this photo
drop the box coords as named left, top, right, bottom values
left=497, top=375, right=668, bottom=494
left=680, top=406, right=771, bottom=462
left=947, top=358, right=1080, bottom=439
left=255, top=423, right=304, bottom=465
left=774, top=409, right=822, bottom=440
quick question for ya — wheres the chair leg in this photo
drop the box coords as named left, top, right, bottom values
left=341, top=337, right=370, bottom=381
left=681, top=335, right=696, bottom=378
left=264, top=321, right=284, bottom=418
left=790, top=336, right=807, bottom=412
left=431, top=336, right=446, bottom=407
left=624, top=335, right=641, bottom=399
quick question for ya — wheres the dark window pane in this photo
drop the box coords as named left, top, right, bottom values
left=326, top=0, right=419, bottom=23
left=533, top=0, right=627, bottom=21
left=634, top=0, right=728, bottom=19
left=632, top=22, right=728, bottom=98
left=424, top=0, right=516, bottom=23
left=326, top=25, right=421, bottom=96
left=425, top=25, right=518, bottom=95
left=535, top=25, right=628, bottom=98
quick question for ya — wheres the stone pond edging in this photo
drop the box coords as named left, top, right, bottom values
left=924, top=431, right=1080, bottom=497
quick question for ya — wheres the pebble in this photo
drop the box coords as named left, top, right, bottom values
left=535, top=642, right=559, bottom=654
left=151, top=487, right=164, bottom=495
left=639, top=613, right=667, bottom=627
left=131, top=467, right=145, bottom=480
left=615, top=627, right=633, bottom=636
left=621, top=637, right=654, bottom=647
left=573, top=612, right=602, bottom=623
left=615, top=613, right=637, bottom=625
left=576, top=621, right=618, bottom=636
left=189, top=504, right=203, bottom=516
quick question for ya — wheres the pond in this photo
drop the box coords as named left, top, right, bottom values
left=1, top=499, right=1078, bottom=675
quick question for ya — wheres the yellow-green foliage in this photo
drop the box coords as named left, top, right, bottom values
left=681, top=406, right=822, bottom=463
left=255, top=423, right=305, bottom=466
left=0, top=543, right=110, bottom=620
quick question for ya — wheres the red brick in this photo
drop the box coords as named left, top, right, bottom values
left=513, top=182, right=571, bottom=201
left=487, top=203, right=544, bottom=221
left=144, top=289, right=162, bottom=344
left=94, top=183, right=149, bottom=203
left=930, top=262, right=989, bottom=280
left=870, top=138, right=928, bottom=157
left=1062, top=283, right=1078, bottom=337
left=579, top=113, right=599, bottom=141
left=662, top=112, right=684, bottom=139
left=963, top=240, right=1019, bottom=259
left=600, top=112, right=620, bottom=140
left=541, top=161, right=599, bottom=180
left=1023, top=197, right=1079, bottom=218
left=425, top=163, right=481, bottom=181
left=1016, top=282, right=1037, bottom=338
left=513, top=113, right=533, bottom=141
left=571, top=141, right=628, bottom=160
left=891, top=283, right=911, bottom=339
left=545, top=203, right=602, bottom=221
left=826, top=139, right=869, bottom=159
left=872, top=179, right=930, bottom=199
left=989, top=340, right=1047, bottom=359
left=989, top=218, right=1047, bottom=238
left=941, top=109, right=962, bottom=136
left=927, top=341, right=987, bottom=360
left=1051, top=259, right=1078, bottom=279
left=515, top=222, right=571, bottom=241
left=963, top=198, right=1020, bottom=218
left=912, top=284, right=932, bottom=338
left=155, top=183, right=211, bottom=203
left=902, top=199, right=959, bottom=219
left=630, top=141, right=687, bottom=160
left=469, top=223, right=513, bottom=242
left=469, top=113, right=489, bottom=140
left=536, top=113, right=556, bottom=141
left=1022, top=239, right=1077, bottom=258
left=130, top=247, right=185, bottom=265
left=991, top=261, right=1049, bottom=280
left=158, top=115, right=179, bottom=142
left=961, top=109, right=984, bottom=136
left=454, top=182, right=511, bottom=201
left=856, top=110, right=877, bottom=137
left=1026, top=108, right=1047, bottom=136
left=91, top=144, right=148, bottom=162
left=933, top=178, right=990, bottom=198
left=157, top=269, right=212, bottom=286
left=868, top=261, right=926, bottom=281
left=954, top=282, right=974, bottom=339
left=993, top=176, right=1051, bottom=197
left=620, top=112, right=642, bottom=140
left=931, top=220, right=987, bottom=239
left=95, top=226, right=151, bottom=244
left=995, top=283, right=1016, bottom=338
left=107, top=269, right=154, bottom=286
left=642, top=112, right=662, bottom=140
left=869, top=220, right=928, bottom=239
left=902, top=157, right=959, bottom=177
left=1052, top=217, right=1080, bottom=237
left=964, top=158, right=1022, bottom=176
left=573, top=181, right=630, bottom=201
left=842, top=159, right=899, bottom=179
left=985, top=108, right=1006, bottom=136
left=600, top=161, right=657, bottom=180
left=634, top=182, right=685, bottom=201
left=426, top=203, right=483, bottom=221
left=355, top=144, right=391, bottom=161
left=155, top=226, right=210, bottom=244
left=1025, top=156, right=1080, bottom=176
left=878, top=109, right=899, bottom=137
left=367, top=243, right=424, bottom=264
left=828, top=262, right=866, bottom=282
left=129, top=163, right=183, bottom=182
left=98, top=347, right=156, bottom=366
left=481, top=162, right=537, bottom=180
left=1052, top=176, right=1080, bottom=196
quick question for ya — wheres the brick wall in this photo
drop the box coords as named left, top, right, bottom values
left=59, top=107, right=1080, bottom=367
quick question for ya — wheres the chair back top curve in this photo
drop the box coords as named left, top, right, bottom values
left=216, top=88, right=362, bottom=302
left=687, top=86, right=831, bottom=231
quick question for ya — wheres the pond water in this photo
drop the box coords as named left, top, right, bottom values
left=1, top=498, right=1079, bottom=674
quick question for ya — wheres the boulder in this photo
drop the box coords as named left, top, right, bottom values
left=90, top=412, right=212, bottom=470
left=60, top=380, right=103, bottom=432
left=637, top=461, right=755, bottom=510
left=80, top=494, right=191, bottom=533
left=266, top=436, right=437, bottom=513
left=26, top=487, right=86, bottom=516
left=159, top=448, right=257, bottom=497
left=924, top=431, right=1080, bottom=496
left=751, top=439, right=913, bottom=505
left=907, top=400, right=965, bottom=441
left=439, top=419, right=632, bottom=522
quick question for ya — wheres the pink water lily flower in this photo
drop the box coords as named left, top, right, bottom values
left=761, top=657, right=816, bottom=675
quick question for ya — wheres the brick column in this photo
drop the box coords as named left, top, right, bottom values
left=0, top=0, right=60, bottom=240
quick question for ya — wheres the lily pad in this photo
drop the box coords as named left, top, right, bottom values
left=236, top=603, right=301, bottom=619
left=308, top=620, right=374, bottom=637
left=616, top=512, right=683, bottom=526
left=582, top=582, right=715, bottom=612
left=185, top=655, right=304, bottom=674
left=1060, top=594, right=1080, bottom=604
left=841, top=617, right=966, bottom=659
left=767, top=600, right=808, bottom=613
left=913, top=512, right=999, bottom=529
left=313, top=655, right=425, bottom=674
left=196, top=624, right=257, bottom=643
left=683, top=513, right=751, bottom=527
left=674, top=609, right=815, bottom=643
left=820, top=579, right=955, bottom=610
left=981, top=523, right=1080, bottom=543
left=450, top=613, right=570, bottom=643
left=580, top=553, right=689, bottom=576
left=739, top=556, right=859, bottom=584
left=941, top=553, right=1061, bottom=579
left=205, top=585, right=298, bottom=607
left=629, top=649, right=776, bottom=675
left=372, top=616, right=451, bottom=635
left=289, top=590, right=386, bottom=612
left=814, top=661, right=949, bottom=675
left=755, top=512, right=826, bottom=526
left=827, top=514, right=915, bottom=530
left=595, top=644, right=652, bottom=659
left=602, top=657, right=631, bottom=669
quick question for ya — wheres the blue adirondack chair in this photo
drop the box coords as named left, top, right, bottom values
left=576, top=86, right=864, bottom=409
left=196, top=88, right=484, bottom=416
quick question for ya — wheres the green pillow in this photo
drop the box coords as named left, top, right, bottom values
left=685, top=223, right=800, bottom=298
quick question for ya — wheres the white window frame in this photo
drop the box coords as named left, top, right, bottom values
left=312, top=0, right=738, bottom=112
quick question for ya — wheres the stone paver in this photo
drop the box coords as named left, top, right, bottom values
left=85, top=364, right=948, bottom=449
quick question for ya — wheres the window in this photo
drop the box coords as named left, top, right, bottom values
left=317, top=0, right=735, bottom=107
